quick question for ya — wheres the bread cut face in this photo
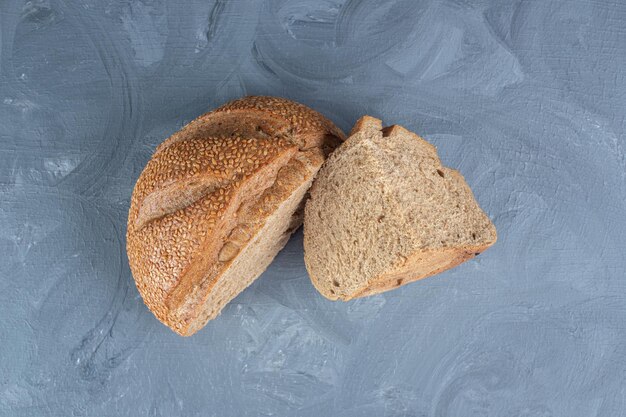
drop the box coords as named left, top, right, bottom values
left=303, top=116, right=496, bottom=301
left=127, top=97, right=344, bottom=335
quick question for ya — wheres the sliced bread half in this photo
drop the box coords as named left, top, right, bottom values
left=303, top=116, right=497, bottom=301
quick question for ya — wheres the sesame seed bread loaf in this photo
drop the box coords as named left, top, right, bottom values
left=127, top=96, right=344, bottom=335
left=303, top=116, right=496, bottom=301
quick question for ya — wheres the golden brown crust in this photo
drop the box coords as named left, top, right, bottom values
left=127, top=96, right=345, bottom=335
left=215, top=96, right=345, bottom=149
left=154, top=111, right=292, bottom=156
left=347, top=244, right=493, bottom=300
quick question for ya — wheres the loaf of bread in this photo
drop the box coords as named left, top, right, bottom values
left=127, top=96, right=345, bottom=335
left=303, top=116, right=496, bottom=300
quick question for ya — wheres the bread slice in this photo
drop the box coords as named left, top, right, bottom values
left=303, top=116, right=496, bottom=301
left=127, top=97, right=344, bottom=335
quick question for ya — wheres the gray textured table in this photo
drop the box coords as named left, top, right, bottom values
left=1, top=1, right=625, bottom=416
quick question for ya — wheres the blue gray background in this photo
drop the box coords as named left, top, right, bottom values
left=1, top=0, right=625, bottom=416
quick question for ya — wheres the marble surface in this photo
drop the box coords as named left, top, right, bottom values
left=1, top=0, right=626, bottom=416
